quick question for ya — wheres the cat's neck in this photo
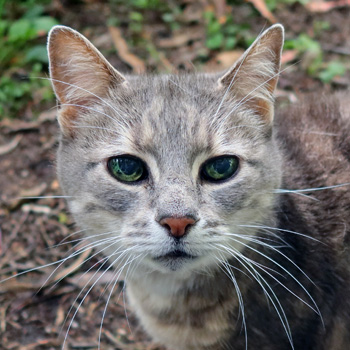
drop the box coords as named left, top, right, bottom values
left=127, top=264, right=237, bottom=350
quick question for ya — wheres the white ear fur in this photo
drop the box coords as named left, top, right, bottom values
left=218, top=24, right=284, bottom=122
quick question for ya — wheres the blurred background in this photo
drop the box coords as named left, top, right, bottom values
left=0, top=0, right=350, bottom=349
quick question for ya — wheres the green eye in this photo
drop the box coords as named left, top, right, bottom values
left=107, top=156, right=147, bottom=183
left=201, top=156, right=239, bottom=182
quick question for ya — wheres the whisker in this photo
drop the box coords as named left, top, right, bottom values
left=14, top=196, right=74, bottom=199
left=48, top=238, right=125, bottom=291
left=35, top=76, right=131, bottom=124
left=219, top=63, right=299, bottom=128
left=216, top=254, right=248, bottom=350
left=238, top=224, right=323, bottom=244
left=51, top=230, right=120, bottom=249
left=61, top=246, right=132, bottom=349
left=220, top=236, right=323, bottom=323
left=214, top=244, right=293, bottom=347
left=98, top=253, right=143, bottom=350
left=58, top=103, right=127, bottom=132
left=71, top=125, right=119, bottom=133
left=274, top=183, right=350, bottom=193
left=210, top=26, right=272, bottom=126
left=48, top=229, right=88, bottom=249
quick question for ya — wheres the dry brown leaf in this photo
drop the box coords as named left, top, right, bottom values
left=19, top=182, right=48, bottom=199
left=204, top=50, right=244, bottom=72
left=246, top=0, right=277, bottom=23
left=281, top=50, right=298, bottom=64
left=0, top=135, right=22, bottom=156
left=18, top=339, right=62, bottom=350
left=108, top=26, right=146, bottom=73
left=156, top=26, right=203, bottom=48
left=0, top=120, right=39, bottom=134
left=8, top=182, right=48, bottom=210
left=211, top=0, right=228, bottom=23
left=38, top=109, right=57, bottom=123
left=52, top=248, right=92, bottom=283
left=180, top=2, right=203, bottom=22
left=306, top=0, right=350, bottom=12
left=66, top=270, right=116, bottom=289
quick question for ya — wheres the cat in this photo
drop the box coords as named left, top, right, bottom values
left=47, top=23, right=350, bottom=350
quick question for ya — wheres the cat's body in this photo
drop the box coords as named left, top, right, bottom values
left=48, top=25, right=350, bottom=349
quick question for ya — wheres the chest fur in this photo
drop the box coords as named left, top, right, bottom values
left=127, top=274, right=236, bottom=350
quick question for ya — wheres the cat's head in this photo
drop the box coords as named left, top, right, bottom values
left=48, top=25, right=284, bottom=278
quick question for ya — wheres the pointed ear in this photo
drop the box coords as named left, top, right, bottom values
left=48, top=26, right=125, bottom=135
left=218, top=24, right=284, bottom=123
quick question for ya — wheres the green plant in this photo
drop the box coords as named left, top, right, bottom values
left=319, top=61, right=346, bottom=83
left=204, top=10, right=251, bottom=50
left=285, top=34, right=347, bottom=82
left=0, top=0, right=58, bottom=119
left=265, top=0, right=309, bottom=11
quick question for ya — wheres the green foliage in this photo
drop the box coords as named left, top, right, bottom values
left=0, top=0, right=57, bottom=119
left=319, top=61, right=346, bottom=83
left=285, top=34, right=346, bottom=82
left=265, top=0, right=309, bottom=11
left=204, top=10, right=251, bottom=50
left=313, top=20, right=330, bottom=36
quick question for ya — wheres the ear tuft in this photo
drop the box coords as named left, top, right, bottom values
left=218, top=24, right=284, bottom=123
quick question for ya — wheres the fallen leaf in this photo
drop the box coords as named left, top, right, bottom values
left=19, top=183, right=48, bottom=198
left=306, top=0, right=350, bottom=12
left=156, top=26, right=203, bottom=48
left=281, top=50, right=298, bottom=64
left=108, top=26, right=146, bottom=73
left=52, top=248, right=92, bottom=283
left=212, top=0, right=228, bottom=23
left=204, top=50, right=244, bottom=72
left=38, top=109, right=57, bottom=123
left=9, top=182, right=48, bottom=210
left=246, top=0, right=277, bottom=23
left=0, top=135, right=22, bottom=156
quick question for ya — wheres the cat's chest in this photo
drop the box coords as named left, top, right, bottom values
left=127, top=275, right=237, bottom=350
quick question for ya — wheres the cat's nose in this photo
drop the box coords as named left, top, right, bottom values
left=159, top=217, right=196, bottom=238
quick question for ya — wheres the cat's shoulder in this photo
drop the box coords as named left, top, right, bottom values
left=275, top=91, right=350, bottom=248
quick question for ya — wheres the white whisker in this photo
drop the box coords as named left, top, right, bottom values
left=36, top=76, right=130, bottom=124
left=274, top=183, right=350, bottom=194
left=219, top=236, right=323, bottom=323
left=98, top=253, right=143, bottom=350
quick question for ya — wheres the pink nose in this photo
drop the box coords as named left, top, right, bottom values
left=159, top=217, right=196, bottom=238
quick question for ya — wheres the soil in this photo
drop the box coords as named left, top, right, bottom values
left=1, top=1, right=350, bottom=349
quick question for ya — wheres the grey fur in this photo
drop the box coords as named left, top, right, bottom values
left=49, top=24, right=350, bottom=350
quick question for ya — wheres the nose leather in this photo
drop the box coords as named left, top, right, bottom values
left=159, top=217, right=196, bottom=238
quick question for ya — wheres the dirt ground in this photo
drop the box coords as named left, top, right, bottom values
left=1, top=1, right=350, bottom=349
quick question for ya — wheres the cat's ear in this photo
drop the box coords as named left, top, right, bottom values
left=218, top=24, right=284, bottom=123
left=48, top=26, right=125, bottom=135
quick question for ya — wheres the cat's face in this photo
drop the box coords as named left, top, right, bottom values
left=49, top=25, right=283, bottom=278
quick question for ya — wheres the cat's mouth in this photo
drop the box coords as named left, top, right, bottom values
left=154, top=249, right=196, bottom=261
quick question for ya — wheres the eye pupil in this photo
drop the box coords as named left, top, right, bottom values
left=107, top=156, right=147, bottom=183
left=119, top=158, right=137, bottom=175
left=213, top=158, right=230, bottom=174
left=201, top=156, right=239, bottom=182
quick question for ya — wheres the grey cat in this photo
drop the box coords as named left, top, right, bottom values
left=48, top=24, right=350, bottom=350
